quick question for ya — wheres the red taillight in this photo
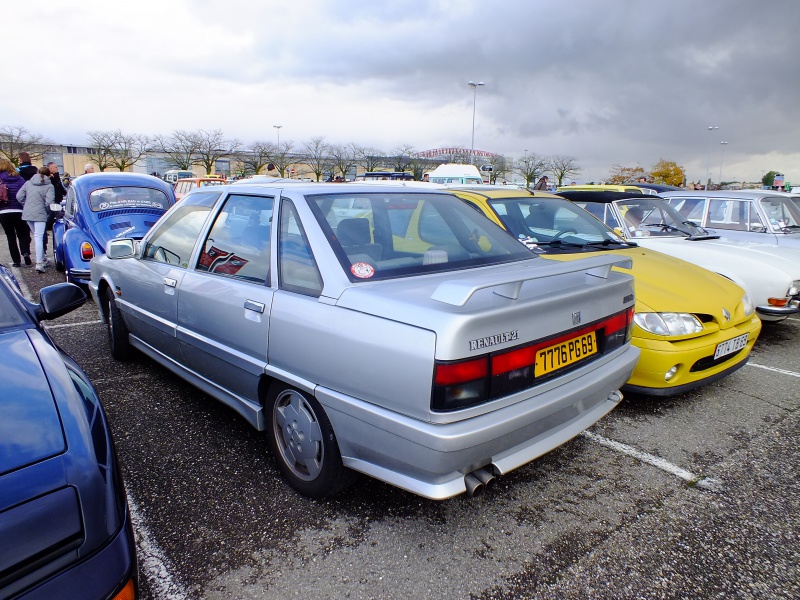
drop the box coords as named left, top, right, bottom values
left=434, top=357, right=488, bottom=385
left=431, top=307, right=633, bottom=412
left=492, top=346, right=538, bottom=375
left=80, top=242, right=95, bottom=261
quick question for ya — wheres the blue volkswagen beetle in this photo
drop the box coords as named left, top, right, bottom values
left=53, top=172, right=175, bottom=285
left=0, top=265, right=138, bottom=599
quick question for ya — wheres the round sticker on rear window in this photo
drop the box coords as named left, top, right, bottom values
left=351, top=262, right=375, bottom=279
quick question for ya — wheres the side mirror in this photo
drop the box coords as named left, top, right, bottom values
left=106, top=238, right=136, bottom=259
left=37, top=283, right=87, bottom=321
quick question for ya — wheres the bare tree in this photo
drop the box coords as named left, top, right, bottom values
left=302, top=137, right=332, bottom=181
left=391, top=144, right=416, bottom=173
left=356, top=146, right=386, bottom=173
left=87, top=129, right=150, bottom=172
left=271, top=141, right=296, bottom=177
left=549, top=155, right=581, bottom=186
left=192, top=129, right=241, bottom=176
left=329, top=142, right=359, bottom=180
left=485, top=155, right=511, bottom=184
left=0, top=125, right=54, bottom=166
left=238, top=141, right=277, bottom=176
left=515, top=152, right=549, bottom=189
left=153, top=130, right=200, bottom=170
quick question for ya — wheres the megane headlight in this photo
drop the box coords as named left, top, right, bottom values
left=742, top=294, right=755, bottom=317
left=633, top=312, right=703, bottom=336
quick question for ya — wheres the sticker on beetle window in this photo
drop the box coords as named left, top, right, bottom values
left=351, top=262, right=375, bottom=279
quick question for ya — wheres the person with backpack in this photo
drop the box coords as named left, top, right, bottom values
left=0, top=158, right=32, bottom=267
left=17, top=167, right=55, bottom=273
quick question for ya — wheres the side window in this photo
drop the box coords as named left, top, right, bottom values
left=142, top=192, right=220, bottom=267
left=196, top=194, right=273, bottom=284
left=708, top=199, right=741, bottom=229
left=278, top=199, right=323, bottom=296
left=65, top=187, right=77, bottom=216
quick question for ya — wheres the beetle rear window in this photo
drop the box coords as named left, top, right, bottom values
left=307, top=191, right=534, bottom=281
left=89, top=186, right=173, bottom=212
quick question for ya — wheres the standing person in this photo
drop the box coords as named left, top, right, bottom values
left=45, top=162, right=67, bottom=253
left=83, top=163, right=95, bottom=174
left=0, top=158, right=33, bottom=267
left=534, top=175, right=549, bottom=190
left=18, top=167, right=55, bottom=273
left=18, top=151, right=37, bottom=181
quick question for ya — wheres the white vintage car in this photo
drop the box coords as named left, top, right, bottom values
left=660, top=190, right=800, bottom=249
left=90, top=183, right=639, bottom=499
left=558, top=191, right=800, bottom=322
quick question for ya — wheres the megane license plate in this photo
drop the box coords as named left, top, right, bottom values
left=536, top=331, right=597, bottom=376
left=714, top=333, right=749, bottom=360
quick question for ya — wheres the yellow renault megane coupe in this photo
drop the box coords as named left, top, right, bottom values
left=452, top=187, right=761, bottom=396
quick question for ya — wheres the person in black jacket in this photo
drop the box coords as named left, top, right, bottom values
left=44, top=162, right=67, bottom=252
left=18, top=151, right=38, bottom=181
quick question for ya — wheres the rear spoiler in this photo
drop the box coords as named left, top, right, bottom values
left=431, top=255, right=633, bottom=306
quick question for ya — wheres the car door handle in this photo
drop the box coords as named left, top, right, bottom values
left=163, top=277, right=177, bottom=288
left=244, top=299, right=265, bottom=313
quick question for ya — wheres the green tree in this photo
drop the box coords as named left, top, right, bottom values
left=761, top=170, right=779, bottom=187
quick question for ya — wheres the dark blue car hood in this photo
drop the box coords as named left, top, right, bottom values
left=89, top=211, right=163, bottom=250
left=0, top=330, right=65, bottom=475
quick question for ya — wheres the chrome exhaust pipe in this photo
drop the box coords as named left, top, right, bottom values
left=464, top=473, right=484, bottom=497
left=473, top=467, right=496, bottom=490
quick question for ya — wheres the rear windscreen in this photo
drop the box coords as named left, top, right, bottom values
left=89, top=187, right=172, bottom=212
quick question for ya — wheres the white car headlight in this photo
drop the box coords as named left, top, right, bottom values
left=633, top=312, right=703, bottom=336
left=741, top=293, right=755, bottom=317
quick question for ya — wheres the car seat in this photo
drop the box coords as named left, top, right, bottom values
left=336, top=218, right=382, bottom=261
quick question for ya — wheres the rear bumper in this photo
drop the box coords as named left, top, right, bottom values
left=318, top=344, right=640, bottom=499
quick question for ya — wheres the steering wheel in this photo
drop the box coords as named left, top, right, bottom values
left=552, top=228, right=577, bottom=240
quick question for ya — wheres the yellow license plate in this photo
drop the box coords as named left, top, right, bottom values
left=535, top=331, right=597, bottom=376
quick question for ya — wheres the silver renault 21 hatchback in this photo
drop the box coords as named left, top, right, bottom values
left=90, top=183, right=639, bottom=500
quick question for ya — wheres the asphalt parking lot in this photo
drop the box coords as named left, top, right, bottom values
left=7, top=242, right=799, bottom=599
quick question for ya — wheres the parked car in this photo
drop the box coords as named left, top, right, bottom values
left=556, top=184, right=657, bottom=195
left=90, top=183, right=639, bottom=500
left=173, top=177, right=228, bottom=202
left=556, top=190, right=800, bottom=322
left=52, top=172, right=175, bottom=285
left=0, top=265, right=137, bottom=599
left=660, top=189, right=800, bottom=248
left=451, top=188, right=761, bottom=396
left=627, top=182, right=684, bottom=194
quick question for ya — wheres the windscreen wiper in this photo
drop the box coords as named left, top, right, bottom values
left=586, top=239, right=634, bottom=247
left=641, top=222, right=693, bottom=236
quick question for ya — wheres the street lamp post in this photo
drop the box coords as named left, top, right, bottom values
left=467, top=81, right=484, bottom=165
left=718, top=141, right=728, bottom=186
left=705, top=125, right=718, bottom=189
left=273, top=125, right=283, bottom=147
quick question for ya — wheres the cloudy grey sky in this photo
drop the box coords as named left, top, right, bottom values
left=4, top=0, right=798, bottom=183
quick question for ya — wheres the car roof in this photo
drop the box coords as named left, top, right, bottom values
left=71, top=172, right=175, bottom=195
left=554, top=190, right=654, bottom=204
left=660, top=189, right=790, bottom=199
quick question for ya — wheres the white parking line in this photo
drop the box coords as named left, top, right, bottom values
left=44, top=319, right=103, bottom=330
left=127, top=494, right=190, bottom=600
left=580, top=431, right=721, bottom=491
left=747, top=363, right=800, bottom=378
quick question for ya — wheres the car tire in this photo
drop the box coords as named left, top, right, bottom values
left=266, top=383, right=356, bottom=498
left=104, top=287, right=132, bottom=360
